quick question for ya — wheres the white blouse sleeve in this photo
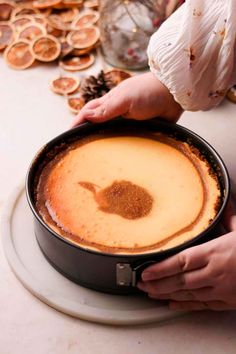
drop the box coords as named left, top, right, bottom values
left=147, top=0, right=236, bottom=111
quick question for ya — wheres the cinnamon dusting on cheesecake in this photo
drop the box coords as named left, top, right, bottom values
left=79, top=180, right=153, bottom=219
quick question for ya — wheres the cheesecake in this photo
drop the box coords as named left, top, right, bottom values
left=35, top=131, right=222, bottom=254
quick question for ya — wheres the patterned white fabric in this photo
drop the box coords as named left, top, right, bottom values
left=148, top=0, right=236, bottom=111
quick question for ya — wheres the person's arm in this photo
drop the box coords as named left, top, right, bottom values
left=72, top=0, right=236, bottom=127
left=148, top=0, right=236, bottom=111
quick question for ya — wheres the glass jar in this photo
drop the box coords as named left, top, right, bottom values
left=99, top=0, right=167, bottom=70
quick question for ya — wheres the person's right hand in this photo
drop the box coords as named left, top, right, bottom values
left=137, top=201, right=236, bottom=311
left=71, top=72, right=183, bottom=127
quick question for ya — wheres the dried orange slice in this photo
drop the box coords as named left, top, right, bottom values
left=50, top=76, right=80, bottom=95
left=83, top=0, right=99, bottom=10
left=31, top=35, right=61, bottom=62
left=11, top=6, right=40, bottom=18
left=46, top=24, right=64, bottom=38
left=50, top=8, right=79, bottom=23
left=67, top=96, right=85, bottom=114
left=18, top=24, right=47, bottom=41
left=105, top=69, right=132, bottom=87
left=70, top=38, right=100, bottom=55
left=70, top=35, right=99, bottom=51
left=71, top=11, right=99, bottom=29
left=47, top=15, right=71, bottom=31
left=32, top=15, right=48, bottom=27
left=33, top=0, right=62, bottom=9
left=0, top=22, right=14, bottom=50
left=0, top=1, right=15, bottom=21
left=71, top=46, right=94, bottom=56
left=62, top=0, right=83, bottom=7
left=59, top=53, right=95, bottom=71
left=66, top=26, right=100, bottom=49
left=37, top=8, right=52, bottom=17
left=4, top=40, right=35, bottom=70
left=11, top=15, right=34, bottom=31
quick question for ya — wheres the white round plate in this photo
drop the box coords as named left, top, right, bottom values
left=1, top=186, right=185, bottom=326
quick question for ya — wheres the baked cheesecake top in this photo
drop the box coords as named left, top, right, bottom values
left=35, top=132, right=222, bottom=254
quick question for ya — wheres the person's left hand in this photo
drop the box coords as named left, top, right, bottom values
left=137, top=201, right=236, bottom=311
left=71, top=72, right=182, bottom=127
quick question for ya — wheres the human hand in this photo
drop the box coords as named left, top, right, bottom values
left=71, top=72, right=183, bottom=127
left=137, top=201, right=236, bottom=311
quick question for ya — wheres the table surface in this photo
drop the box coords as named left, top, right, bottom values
left=1, top=56, right=236, bottom=354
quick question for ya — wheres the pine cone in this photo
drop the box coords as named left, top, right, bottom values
left=80, top=71, right=114, bottom=104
